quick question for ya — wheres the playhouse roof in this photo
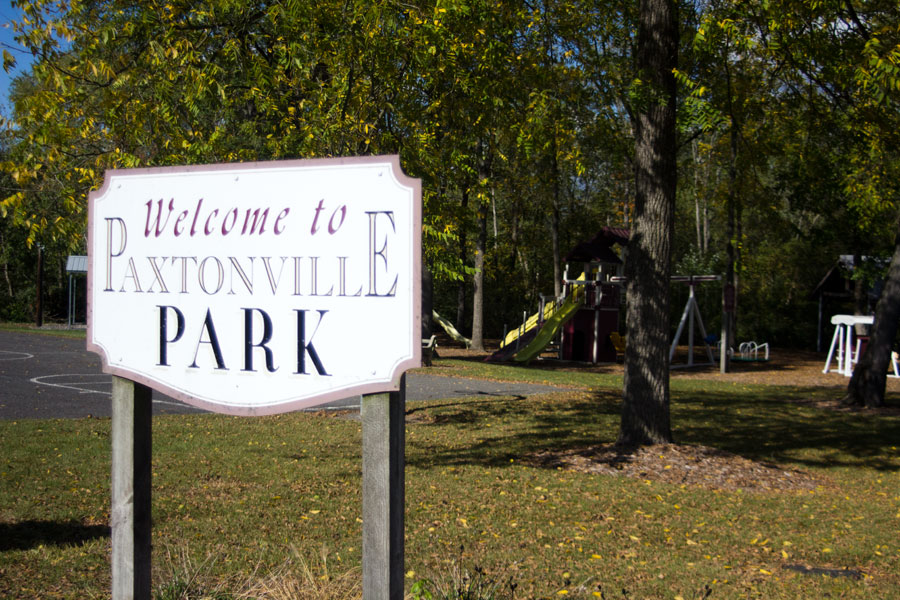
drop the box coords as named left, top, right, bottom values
left=811, top=255, right=887, bottom=300
left=565, top=227, right=629, bottom=263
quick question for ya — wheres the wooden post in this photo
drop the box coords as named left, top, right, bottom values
left=361, top=375, right=406, bottom=600
left=719, top=312, right=730, bottom=373
left=720, top=283, right=734, bottom=374
left=111, top=376, right=153, bottom=600
left=35, top=245, right=44, bottom=328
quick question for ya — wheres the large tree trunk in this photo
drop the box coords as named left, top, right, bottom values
left=618, top=0, right=678, bottom=446
left=845, top=218, right=900, bottom=408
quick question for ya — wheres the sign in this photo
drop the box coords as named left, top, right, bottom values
left=87, top=156, right=421, bottom=415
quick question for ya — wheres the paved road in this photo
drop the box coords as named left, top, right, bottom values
left=0, top=329, right=561, bottom=420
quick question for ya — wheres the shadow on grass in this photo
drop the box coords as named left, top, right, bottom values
left=407, top=392, right=618, bottom=470
left=672, top=388, right=900, bottom=472
left=406, top=386, right=900, bottom=473
left=439, top=353, right=824, bottom=377
left=0, top=519, right=109, bottom=551
left=405, top=395, right=525, bottom=418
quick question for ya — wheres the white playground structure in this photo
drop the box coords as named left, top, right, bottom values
left=822, top=313, right=899, bottom=378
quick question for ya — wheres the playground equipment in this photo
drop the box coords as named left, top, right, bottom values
left=668, top=275, right=719, bottom=368
left=487, top=274, right=590, bottom=363
left=823, top=314, right=873, bottom=376
left=610, top=331, right=626, bottom=360
left=489, top=227, right=627, bottom=364
left=485, top=223, right=740, bottom=370
left=432, top=310, right=471, bottom=348
left=811, top=255, right=887, bottom=352
left=609, top=274, right=721, bottom=368
left=560, top=268, right=623, bottom=363
left=821, top=313, right=900, bottom=378
left=498, top=299, right=558, bottom=350
left=559, top=228, right=628, bottom=363
left=513, top=284, right=586, bottom=362
left=489, top=227, right=725, bottom=368
left=732, top=341, right=770, bottom=362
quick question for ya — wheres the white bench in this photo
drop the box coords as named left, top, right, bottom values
left=422, top=335, right=437, bottom=366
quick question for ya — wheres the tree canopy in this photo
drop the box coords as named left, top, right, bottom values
left=2, top=0, right=900, bottom=410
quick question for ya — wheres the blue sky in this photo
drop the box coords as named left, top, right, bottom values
left=0, top=1, right=30, bottom=116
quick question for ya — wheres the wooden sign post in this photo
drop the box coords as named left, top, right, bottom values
left=87, top=157, right=420, bottom=600
left=362, top=377, right=406, bottom=600
left=110, top=377, right=152, bottom=600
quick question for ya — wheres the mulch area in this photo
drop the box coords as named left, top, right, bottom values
left=432, top=340, right=898, bottom=492
left=525, top=443, right=825, bottom=493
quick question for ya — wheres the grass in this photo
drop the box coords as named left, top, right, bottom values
left=1, top=356, right=899, bottom=599
left=0, top=322, right=87, bottom=339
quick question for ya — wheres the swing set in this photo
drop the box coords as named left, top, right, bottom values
left=668, top=275, right=719, bottom=368
left=613, top=274, right=724, bottom=368
left=667, top=275, right=769, bottom=367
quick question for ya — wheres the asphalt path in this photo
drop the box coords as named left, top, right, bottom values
left=0, top=329, right=562, bottom=420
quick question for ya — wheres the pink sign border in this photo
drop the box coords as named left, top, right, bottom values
left=87, top=155, right=422, bottom=416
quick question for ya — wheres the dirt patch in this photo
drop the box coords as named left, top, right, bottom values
left=525, top=443, right=826, bottom=493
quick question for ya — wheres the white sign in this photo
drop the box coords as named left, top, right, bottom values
left=87, top=156, right=421, bottom=415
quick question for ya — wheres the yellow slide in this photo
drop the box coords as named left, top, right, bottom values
left=432, top=310, right=471, bottom=348
left=500, top=273, right=587, bottom=349
left=513, top=286, right=584, bottom=362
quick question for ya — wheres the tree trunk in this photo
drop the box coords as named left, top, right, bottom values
left=508, top=201, right=520, bottom=272
left=692, top=140, right=705, bottom=256
left=852, top=253, right=868, bottom=335
left=551, top=141, right=563, bottom=299
left=618, top=0, right=677, bottom=447
left=35, top=245, right=44, bottom=328
left=1, top=231, right=12, bottom=297
left=422, top=262, right=434, bottom=340
left=471, top=144, right=490, bottom=352
left=845, top=218, right=900, bottom=408
left=470, top=208, right=487, bottom=352
left=456, top=188, right=469, bottom=330
left=721, top=47, right=741, bottom=371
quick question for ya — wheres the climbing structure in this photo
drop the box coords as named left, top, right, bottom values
left=559, top=228, right=628, bottom=363
left=488, top=227, right=627, bottom=363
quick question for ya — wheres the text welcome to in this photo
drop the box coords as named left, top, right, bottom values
left=88, top=159, right=420, bottom=413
